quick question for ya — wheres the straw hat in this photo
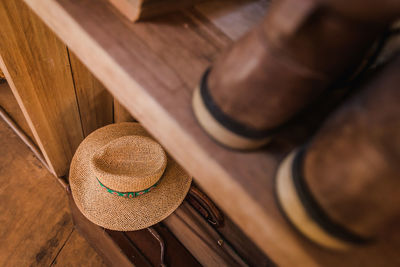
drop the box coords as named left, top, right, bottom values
left=69, top=122, right=192, bottom=231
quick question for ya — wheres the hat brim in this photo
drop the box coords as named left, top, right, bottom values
left=69, top=122, right=192, bottom=231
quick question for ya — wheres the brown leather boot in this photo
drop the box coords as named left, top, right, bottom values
left=192, top=0, right=390, bottom=149
left=276, top=54, right=400, bottom=249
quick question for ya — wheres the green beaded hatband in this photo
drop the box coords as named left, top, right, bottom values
left=69, top=122, right=192, bottom=231
left=97, top=178, right=159, bottom=198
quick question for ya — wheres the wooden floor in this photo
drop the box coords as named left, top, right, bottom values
left=0, top=117, right=106, bottom=267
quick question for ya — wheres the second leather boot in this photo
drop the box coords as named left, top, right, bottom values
left=193, top=0, right=391, bottom=149
left=276, top=54, right=400, bottom=250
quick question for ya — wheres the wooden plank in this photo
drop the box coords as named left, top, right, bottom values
left=195, top=0, right=269, bottom=40
left=68, top=49, right=114, bottom=137
left=179, top=186, right=273, bottom=266
left=108, top=0, right=204, bottom=22
left=124, top=225, right=202, bottom=267
left=114, top=98, right=136, bottom=123
left=0, top=82, right=37, bottom=145
left=0, top=0, right=84, bottom=176
left=68, top=191, right=134, bottom=267
left=153, top=224, right=202, bottom=267
left=0, top=117, right=106, bottom=267
left=52, top=230, right=107, bottom=267
left=164, top=202, right=248, bottom=266
left=0, top=118, right=74, bottom=267
left=107, top=231, right=152, bottom=267
left=22, top=0, right=400, bottom=265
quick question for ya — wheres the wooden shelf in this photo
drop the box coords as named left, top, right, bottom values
left=23, top=0, right=398, bottom=265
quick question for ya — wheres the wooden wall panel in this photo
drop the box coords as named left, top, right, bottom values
left=68, top=50, right=114, bottom=136
left=0, top=0, right=84, bottom=176
left=0, top=81, right=37, bottom=145
left=114, top=98, right=136, bottom=123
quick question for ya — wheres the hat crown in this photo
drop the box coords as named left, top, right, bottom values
left=91, top=135, right=167, bottom=192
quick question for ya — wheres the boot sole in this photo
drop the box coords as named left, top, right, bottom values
left=276, top=150, right=352, bottom=250
left=192, top=86, right=270, bottom=150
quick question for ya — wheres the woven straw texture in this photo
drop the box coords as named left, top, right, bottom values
left=69, top=122, right=192, bottom=231
left=92, top=135, right=167, bottom=192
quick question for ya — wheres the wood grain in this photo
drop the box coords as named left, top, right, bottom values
left=52, top=230, right=107, bottom=267
left=0, top=118, right=74, bottom=267
left=164, top=202, right=248, bottom=266
left=0, top=117, right=105, bottom=267
left=108, top=0, right=204, bottom=22
left=0, top=0, right=84, bottom=176
left=0, top=82, right=37, bottom=144
left=195, top=0, right=269, bottom=40
left=114, top=98, right=136, bottom=123
left=107, top=231, right=152, bottom=267
left=69, top=191, right=134, bottom=267
left=68, top=49, right=114, bottom=137
left=22, top=0, right=400, bottom=265
left=124, top=225, right=202, bottom=267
